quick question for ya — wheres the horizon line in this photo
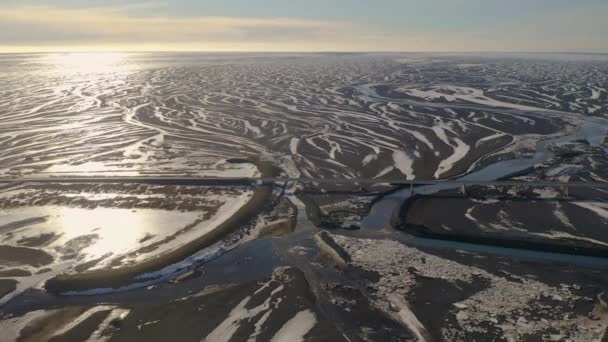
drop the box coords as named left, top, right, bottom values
left=1, top=50, right=608, bottom=55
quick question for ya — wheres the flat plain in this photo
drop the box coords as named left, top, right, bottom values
left=1, top=52, right=608, bottom=341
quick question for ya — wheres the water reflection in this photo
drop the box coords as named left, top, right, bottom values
left=44, top=52, right=133, bottom=75
left=0, top=206, right=201, bottom=263
left=57, top=206, right=146, bottom=260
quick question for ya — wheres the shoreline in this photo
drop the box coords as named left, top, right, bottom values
left=399, top=193, right=608, bottom=258
left=43, top=160, right=280, bottom=293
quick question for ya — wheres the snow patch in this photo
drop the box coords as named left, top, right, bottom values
left=392, top=150, right=415, bottom=179
left=269, top=310, right=317, bottom=342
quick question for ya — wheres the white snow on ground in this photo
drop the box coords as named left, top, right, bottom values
left=203, top=267, right=292, bottom=342
left=529, top=231, right=608, bottom=247
left=466, top=206, right=529, bottom=234
left=203, top=294, right=264, bottom=342
left=589, top=105, right=603, bottom=114
left=397, top=85, right=553, bottom=112
left=0, top=305, right=128, bottom=341
left=392, top=150, right=415, bottom=179
left=590, top=86, right=602, bottom=100
left=554, top=203, right=576, bottom=229
left=51, top=306, right=115, bottom=338
left=387, top=294, right=432, bottom=342
left=290, top=138, right=300, bottom=155
left=87, top=308, right=131, bottom=342
left=546, top=164, right=584, bottom=178
left=573, top=202, right=608, bottom=221
left=427, top=121, right=472, bottom=178
left=244, top=120, right=263, bottom=138
left=40, top=159, right=260, bottom=178
left=362, top=153, right=377, bottom=166
left=431, top=125, right=452, bottom=147
left=0, top=205, right=201, bottom=304
left=0, top=188, right=36, bottom=200
left=465, top=205, right=485, bottom=228
left=247, top=311, right=272, bottom=342
left=0, top=310, right=53, bottom=341
left=532, top=188, right=560, bottom=199
left=126, top=191, right=253, bottom=265
left=374, top=166, right=394, bottom=179
left=402, top=128, right=435, bottom=150
left=434, top=137, right=470, bottom=178
left=330, top=234, right=608, bottom=341
left=277, top=155, right=313, bottom=228
left=269, top=310, right=317, bottom=342
left=0, top=206, right=201, bottom=263
left=475, top=132, right=505, bottom=148
left=0, top=187, right=253, bottom=303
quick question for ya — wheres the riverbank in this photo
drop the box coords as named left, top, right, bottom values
left=43, top=160, right=280, bottom=293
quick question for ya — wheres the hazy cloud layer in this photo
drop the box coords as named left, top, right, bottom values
left=0, top=3, right=607, bottom=52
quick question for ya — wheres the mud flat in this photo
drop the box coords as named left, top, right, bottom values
left=42, top=161, right=279, bottom=293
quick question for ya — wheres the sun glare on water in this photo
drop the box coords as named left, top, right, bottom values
left=45, top=52, right=132, bottom=74
left=57, top=207, right=145, bottom=259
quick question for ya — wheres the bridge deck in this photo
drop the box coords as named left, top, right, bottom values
left=0, top=176, right=607, bottom=189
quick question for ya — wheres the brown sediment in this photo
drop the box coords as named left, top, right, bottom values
left=0, top=183, right=235, bottom=212
left=44, top=160, right=280, bottom=294
left=47, top=309, right=113, bottom=342
left=0, top=268, right=32, bottom=277
left=0, top=245, right=54, bottom=267
left=258, top=219, right=295, bottom=238
left=16, top=307, right=92, bottom=342
left=36, top=268, right=52, bottom=274
left=0, top=217, right=48, bottom=232
left=17, top=232, right=60, bottom=247
left=73, top=253, right=114, bottom=273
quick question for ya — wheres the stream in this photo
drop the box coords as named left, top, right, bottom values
left=360, top=83, right=608, bottom=231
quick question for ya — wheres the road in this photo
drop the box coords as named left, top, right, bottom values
left=0, top=176, right=607, bottom=190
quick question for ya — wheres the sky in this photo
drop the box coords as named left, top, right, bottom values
left=0, top=0, right=607, bottom=53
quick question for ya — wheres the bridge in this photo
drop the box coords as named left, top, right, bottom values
left=1, top=176, right=607, bottom=192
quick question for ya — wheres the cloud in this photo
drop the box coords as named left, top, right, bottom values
left=0, top=5, right=350, bottom=51
left=0, top=4, right=606, bottom=52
